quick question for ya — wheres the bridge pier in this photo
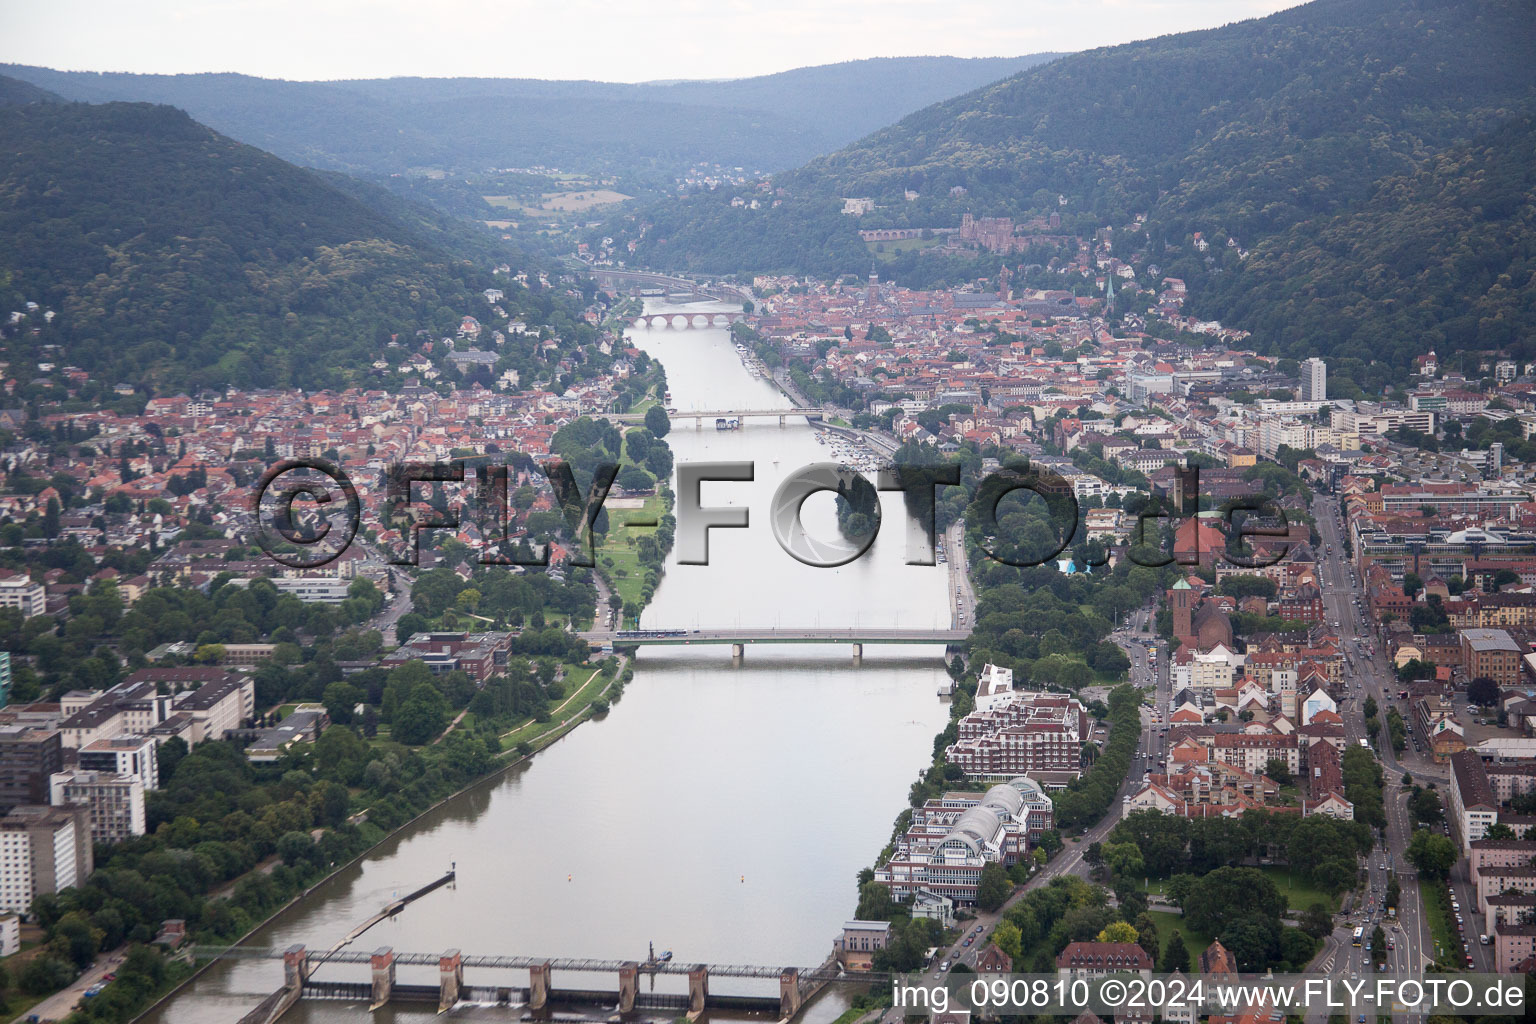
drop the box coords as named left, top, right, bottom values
left=779, top=968, right=802, bottom=1018
left=282, top=943, right=310, bottom=995
left=852, top=643, right=863, bottom=666
left=731, top=643, right=744, bottom=666
left=529, top=961, right=550, bottom=1011
left=439, top=949, right=463, bottom=1013
left=618, top=963, right=639, bottom=1013
left=369, top=947, right=394, bottom=1011
left=779, top=414, right=786, bottom=427
left=687, top=966, right=710, bottom=1019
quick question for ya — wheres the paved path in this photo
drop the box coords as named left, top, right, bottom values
left=13, top=949, right=125, bottom=1024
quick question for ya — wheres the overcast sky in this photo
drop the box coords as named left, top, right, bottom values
left=2, top=0, right=1305, bottom=83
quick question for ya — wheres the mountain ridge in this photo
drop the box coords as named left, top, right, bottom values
left=0, top=55, right=1062, bottom=176
left=605, top=0, right=1536, bottom=366
left=0, top=100, right=535, bottom=391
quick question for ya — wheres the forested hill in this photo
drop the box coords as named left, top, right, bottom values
left=610, top=0, right=1536, bottom=366
left=0, top=73, right=61, bottom=106
left=1189, top=116, right=1536, bottom=368
left=0, top=55, right=1060, bottom=176
left=0, top=101, right=531, bottom=391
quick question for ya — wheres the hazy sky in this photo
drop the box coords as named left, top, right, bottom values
left=2, top=0, right=1304, bottom=82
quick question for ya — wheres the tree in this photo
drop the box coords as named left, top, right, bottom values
left=1300, top=903, right=1333, bottom=939
left=1264, top=757, right=1293, bottom=785
left=991, top=921, right=1023, bottom=964
left=1467, top=676, right=1499, bottom=707
left=157, top=735, right=189, bottom=787
left=393, top=681, right=449, bottom=744
left=1182, top=867, right=1286, bottom=936
left=1482, top=822, right=1517, bottom=840
left=644, top=405, right=671, bottom=437
left=976, top=862, right=1012, bottom=911
left=1406, top=786, right=1443, bottom=822
left=322, top=681, right=363, bottom=725
left=1098, top=921, right=1139, bottom=944
left=1133, top=912, right=1160, bottom=960
left=20, top=955, right=72, bottom=995
left=1102, top=841, right=1145, bottom=880
left=1280, top=927, right=1318, bottom=970
left=1405, top=828, right=1457, bottom=878
left=51, top=911, right=98, bottom=969
left=1159, top=931, right=1190, bottom=973
left=277, top=830, right=315, bottom=866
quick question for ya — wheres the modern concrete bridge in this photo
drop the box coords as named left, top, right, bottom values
left=602, top=407, right=825, bottom=428
left=228, top=944, right=857, bottom=1021
left=580, top=626, right=970, bottom=664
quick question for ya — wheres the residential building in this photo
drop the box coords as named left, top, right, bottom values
left=1299, top=358, right=1327, bottom=402
left=0, top=725, right=62, bottom=813
left=0, top=572, right=45, bottom=618
left=946, top=693, right=1087, bottom=777
left=48, top=770, right=146, bottom=843
left=1056, top=942, right=1153, bottom=979
left=0, top=804, right=92, bottom=913
left=1450, top=750, right=1500, bottom=850
left=77, top=735, right=159, bottom=792
left=1462, top=628, right=1523, bottom=689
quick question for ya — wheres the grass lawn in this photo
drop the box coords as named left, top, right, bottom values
left=498, top=665, right=609, bottom=752
left=1259, top=865, right=1340, bottom=914
left=1141, top=868, right=1339, bottom=915
left=597, top=491, right=669, bottom=617
left=1146, top=911, right=1212, bottom=971
left=1421, top=883, right=1459, bottom=966
left=867, top=236, right=944, bottom=260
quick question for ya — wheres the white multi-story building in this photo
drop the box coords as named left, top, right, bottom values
left=0, top=572, right=45, bottom=619
left=0, top=805, right=91, bottom=913
left=1299, top=357, right=1327, bottom=402
left=271, top=576, right=351, bottom=603
left=77, top=735, right=158, bottom=791
left=49, top=771, right=146, bottom=844
left=1450, top=750, right=1500, bottom=850
left=946, top=693, right=1087, bottom=777
left=876, top=778, right=1053, bottom=905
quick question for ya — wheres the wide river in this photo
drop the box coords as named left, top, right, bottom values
left=143, top=301, right=951, bottom=1022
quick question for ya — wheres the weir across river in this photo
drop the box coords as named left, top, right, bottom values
left=227, top=944, right=864, bottom=1021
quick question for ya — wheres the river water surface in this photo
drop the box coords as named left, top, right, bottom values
left=142, top=301, right=950, bottom=1022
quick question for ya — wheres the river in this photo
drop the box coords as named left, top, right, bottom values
left=141, top=300, right=951, bottom=1022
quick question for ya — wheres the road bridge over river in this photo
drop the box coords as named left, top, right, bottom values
left=580, top=626, right=969, bottom=664
left=599, top=407, right=825, bottom=428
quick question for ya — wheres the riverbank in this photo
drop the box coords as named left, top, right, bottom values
left=128, top=659, right=628, bottom=1024
left=140, top=300, right=953, bottom=1024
